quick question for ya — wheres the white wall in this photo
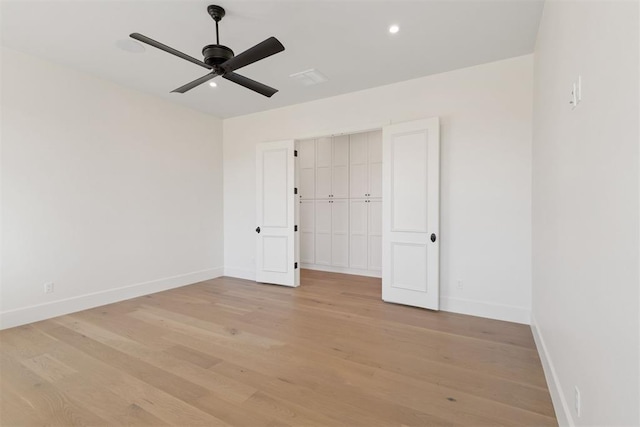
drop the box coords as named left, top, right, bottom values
left=224, top=55, right=533, bottom=324
left=531, top=1, right=639, bottom=426
left=0, top=47, right=224, bottom=329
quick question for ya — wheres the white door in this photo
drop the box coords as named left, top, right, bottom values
left=315, top=200, right=332, bottom=266
left=368, top=131, right=383, bottom=198
left=368, top=199, right=383, bottom=271
left=256, top=140, right=299, bottom=287
left=300, top=200, right=315, bottom=264
left=315, top=137, right=332, bottom=199
left=349, top=199, right=368, bottom=269
left=349, top=133, right=369, bottom=198
left=297, top=139, right=315, bottom=199
left=382, top=118, right=440, bottom=309
left=331, top=135, right=350, bottom=199
left=331, top=199, right=349, bottom=267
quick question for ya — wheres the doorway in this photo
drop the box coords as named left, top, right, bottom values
left=297, top=130, right=383, bottom=278
left=255, top=118, right=441, bottom=310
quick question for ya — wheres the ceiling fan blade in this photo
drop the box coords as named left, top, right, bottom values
left=130, top=33, right=211, bottom=70
left=223, top=72, right=278, bottom=97
left=171, top=72, right=218, bottom=93
left=220, top=37, right=284, bottom=74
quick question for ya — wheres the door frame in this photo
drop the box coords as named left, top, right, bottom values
left=291, top=122, right=387, bottom=284
left=267, top=117, right=440, bottom=303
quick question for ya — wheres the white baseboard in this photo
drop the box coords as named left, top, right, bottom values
left=531, top=315, right=572, bottom=427
left=223, top=267, right=256, bottom=281
left=300, top=263, right=382, bottom=278
left=440, top=295, right=531, bottom=324
left=0, top=267, right=223, bottom=330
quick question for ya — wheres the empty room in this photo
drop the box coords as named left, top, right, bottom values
left=1, top=0, right=638, bottom=426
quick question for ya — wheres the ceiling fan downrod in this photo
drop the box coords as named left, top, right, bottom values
left=207, top=4, right=226, bottom=45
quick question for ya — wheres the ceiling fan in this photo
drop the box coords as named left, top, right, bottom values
left=130, top=4, right=285, bottom=97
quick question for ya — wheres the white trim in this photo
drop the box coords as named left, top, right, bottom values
left=223, top=267, right=256, bottom=281
left=301, top=263, right=381, bottom=278
left=440, top=295, right=530, bottom=325
left=531, top=315, right=572, bottom=427
left=287, top=121, right=387, bottom=142
left=0, top=267, right=223, bottom=330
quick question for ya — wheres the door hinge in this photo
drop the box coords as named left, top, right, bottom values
left=294, top=187, right=298, bottom=195
left=294, top=150, right=298, bottom=157
left=294, top=225, right=298, bottom=231
left=294, top=262, right=298, bottom=269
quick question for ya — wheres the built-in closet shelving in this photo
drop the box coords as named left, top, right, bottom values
left=297, top=130, right=382, bottom=277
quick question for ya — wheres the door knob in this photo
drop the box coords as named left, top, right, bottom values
left=256, top=227, right=261, bottom=234
left=430, top=233, right=436, bottom=242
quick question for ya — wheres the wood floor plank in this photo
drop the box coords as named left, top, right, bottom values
left=53, top=315, right=258, bottom=405
left=162, top=326, right=548, bottom=426
left=36, top=326, right=231, bottom=426
left=140, top=282, right=553, bottom=416
left=49, top=371, right=171, bottom=426
left=191, top=392, right=292, bottom=427
left=211, top=360, right=454, bottom=427
left=0, top=384, right=49, bottom=426
left=43, top=324, right=210, bottom=404
left=240, top=306, right=546, bottom=385
left=0, top=270, right=557, bottom=426
left=0, top=353, right=109, bottom=426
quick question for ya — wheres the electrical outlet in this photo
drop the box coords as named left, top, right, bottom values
left=457, top=280, right=464, bottom=290
left=574, top=386, right=581, bottom=417
left=44, top=282, right=54, bottom=294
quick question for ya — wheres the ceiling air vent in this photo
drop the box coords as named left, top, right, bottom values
left=289, top=69, right=328, bottom=86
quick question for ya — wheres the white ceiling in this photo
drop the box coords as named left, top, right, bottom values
left=1, top=0, right=544, bottom=118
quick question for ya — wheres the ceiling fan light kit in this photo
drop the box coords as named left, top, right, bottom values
left=130, top=4, right=284, bottom=97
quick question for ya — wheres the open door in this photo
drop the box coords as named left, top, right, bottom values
left=382, top=118, right=440, bottom=309
left=256, top=140, right=299, bottom=287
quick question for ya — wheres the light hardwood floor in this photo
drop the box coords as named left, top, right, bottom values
left=0, top=270, right=556, bottom=426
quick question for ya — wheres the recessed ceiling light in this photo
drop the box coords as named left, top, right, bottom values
left=389, top=25, right=400, bottom=34
left=115, top=39, right=145, bottom=53
left=209, top=81, right=218, bottom=88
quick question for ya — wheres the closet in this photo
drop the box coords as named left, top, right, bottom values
left=297, top=130, right=382, bottom=277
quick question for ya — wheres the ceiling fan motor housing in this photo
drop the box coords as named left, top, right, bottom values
left=207, top=5, right=225, bottom=21
left=202, top=44, right=234, bottom=67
